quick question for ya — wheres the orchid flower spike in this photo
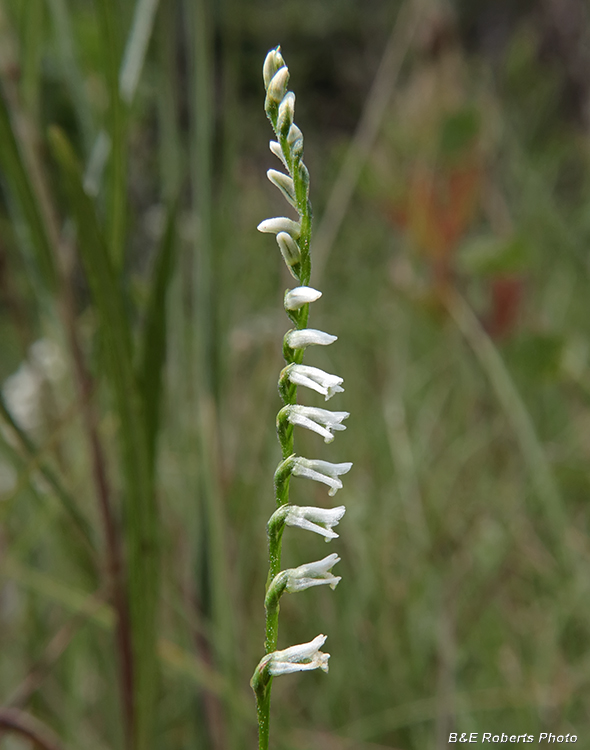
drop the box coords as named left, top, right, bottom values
left=281, top=363, right=344, bottom=401
left=280, top=405, right=349, bottom=443
left=291, top=457, right=353, bottom=496
left=268, top=504, right=346, bottom=542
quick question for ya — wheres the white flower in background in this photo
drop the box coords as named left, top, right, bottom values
left=283, top=405, right=349, bottom=443
left=285, top=328, right=337, bottom=350
left=291, top=457, right=353, bottom=496
left=262, top=634, right=330, bottom=676
left=283, top=364, right=344, bottom=400
left=257, top=217, right=301, bottom=238
left=284, top=287, right=322, bottom=310
left=284, top=553, right=341, bottom=592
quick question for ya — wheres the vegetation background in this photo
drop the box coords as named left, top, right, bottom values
left=0, top=0, right=590, bottom=748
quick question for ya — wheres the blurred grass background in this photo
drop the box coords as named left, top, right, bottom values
left=1, top=0, right=590, bottom=748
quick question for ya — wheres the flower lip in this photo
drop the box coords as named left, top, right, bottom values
left=285, top=329, right=337, bottom=350
left=282, top=364, right=344, bottom=401
left=284, top=287, right=322, bottom=310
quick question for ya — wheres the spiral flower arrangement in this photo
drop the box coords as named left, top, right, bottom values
left=250, top=48, right=352, bottom=749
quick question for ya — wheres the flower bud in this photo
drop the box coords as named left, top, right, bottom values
left=276, top=232, right=301, bottom=269
left=263, top=47, right=285, bottom=90
left=285, top=328, right=337, bottom=350
left=266, top=66, right=289, bottom=105
left=277, top=92, right=295, bottom=136
left=257, top=217, right=301, bottom=238
left=267, top=169, right=296, bottom=207
left=284, top=286, right=322, bottom=310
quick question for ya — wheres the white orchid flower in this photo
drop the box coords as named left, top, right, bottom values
left=283, top=364, right=344, bottom=400
left=283, top=405, right=349, bottom=443
left=285, top=329, right=337, bottom=349
left=291, top=457, right=352, bottom=496
left=283, top=504, right=346, bottom=540
left=263, top=634, right=330, bottom=676
left=284, top=553, right=341, bottom=592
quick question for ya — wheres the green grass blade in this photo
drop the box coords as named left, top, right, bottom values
left=137, top=201, right=178, bottom=476
left=119, top=0, right=160, bottom=104
left=0, top=392, right=96, bottom=551
left=48, top=125, right=159, bottom=750
left=0, top=89, right=56, bottom=289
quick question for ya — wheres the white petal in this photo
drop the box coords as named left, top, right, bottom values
left=284, top=287, right=322, bottom=310
left=289, top=412, right=335, bottom=443
left=267, top=635, right=330, bottom=675
left=257, top=217, right=301, bottom=238
left=291, top=464, right=343, bottom=494
left=285, top=329, right=337, bottom=349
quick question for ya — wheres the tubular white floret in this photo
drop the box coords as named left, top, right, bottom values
left=267, top=169, right=296, bottom=207
left=284, top=287, right=322, bottom=310
left=277, top=504, right=346, bottom=540
left=258, top=217, right=301, bottom=238
left=263, top=48, right=285, bottom=90
left=285, top=329, right=337, bottom=349
left=264, top=635, right=330, bottom=676
left=292, top=457, right=353, bottom=496
left=286, top=405, right=349, bottom=443
left=285, top=364, right=344, bottom=400
left=285, top=554, right=341, bottom=592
